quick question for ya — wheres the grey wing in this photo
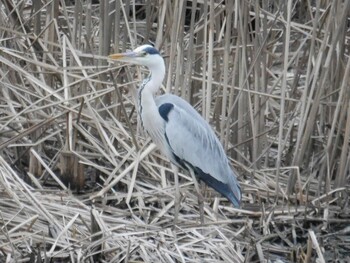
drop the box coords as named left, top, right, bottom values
left=155, top=94, right=241, bottom=206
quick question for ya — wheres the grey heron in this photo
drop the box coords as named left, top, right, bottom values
left=109, top=45, right=241, bottom=219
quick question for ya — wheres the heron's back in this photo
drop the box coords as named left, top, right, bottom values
left=155, top=94, right=241, bottom=206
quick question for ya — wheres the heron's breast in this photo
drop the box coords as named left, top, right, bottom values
left=140, top=107, right=167, bottom=148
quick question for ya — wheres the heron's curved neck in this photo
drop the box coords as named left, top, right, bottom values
left=138, top=61, right=165, bottom=128
left=138, top=61, right=165, bottom=108
left=144, top=63, right=165, bottom=95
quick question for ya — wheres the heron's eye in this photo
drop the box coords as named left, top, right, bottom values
left=141, top=51, right=147, bottom=57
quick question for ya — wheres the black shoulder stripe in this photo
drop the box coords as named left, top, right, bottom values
left=158, top=103, right=174, bottom=122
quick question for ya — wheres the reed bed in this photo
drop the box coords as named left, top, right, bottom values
left=0, top=0, right=349, bottom=262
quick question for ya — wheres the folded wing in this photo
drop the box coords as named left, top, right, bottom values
left=156, top=94, right=241, bottom=206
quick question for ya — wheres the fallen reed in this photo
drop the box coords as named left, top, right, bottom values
left=0, top=0, right=349, bottom=262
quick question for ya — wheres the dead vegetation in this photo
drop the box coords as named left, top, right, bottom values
left=0, top=0, right=349, bottom=262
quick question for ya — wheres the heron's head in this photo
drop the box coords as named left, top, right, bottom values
left=109, top=45, right=164, bottom=70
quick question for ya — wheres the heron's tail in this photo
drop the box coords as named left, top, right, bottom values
left=193, top=166, right=241, bottom=207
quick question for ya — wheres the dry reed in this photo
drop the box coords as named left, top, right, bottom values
left=0, top=0, right=349, bottom=262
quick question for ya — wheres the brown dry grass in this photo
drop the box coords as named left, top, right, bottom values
left=0, top=0, right=349, bottom=262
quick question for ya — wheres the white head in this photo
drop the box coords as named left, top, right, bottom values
left=109, top=45, right=166, bottom=94
left=109, top=44, right=165, bottom=72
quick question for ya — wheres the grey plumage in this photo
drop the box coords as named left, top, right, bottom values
left=109, top=45, right=241, bottom=207
left=155, top=94, right=241, bottom=207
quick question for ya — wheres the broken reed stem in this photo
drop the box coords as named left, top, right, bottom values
left=0, top=1, right=348, bottom=262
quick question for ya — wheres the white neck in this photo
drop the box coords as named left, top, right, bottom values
left=138, top=57, right=166, bottom=132
left=144, top=59, right=166, bottom=94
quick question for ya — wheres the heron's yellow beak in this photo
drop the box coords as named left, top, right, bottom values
left=109, top=51, right=139, bottom=61
left=109, top=53, right=125, bottom=60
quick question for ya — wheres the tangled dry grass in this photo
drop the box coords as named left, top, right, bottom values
left=0, top=0, right=350, bottom=262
